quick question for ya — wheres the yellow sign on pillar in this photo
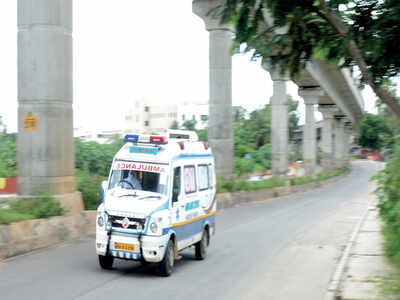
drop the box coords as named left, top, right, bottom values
left=23, top=112, right=39, bottom=131
left=0, top=178, right=6, bottom=190
left=305, top=158, right=312, bottom=164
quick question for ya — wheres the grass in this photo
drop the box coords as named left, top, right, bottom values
left=290, top=167, right=349, bottom=186
left=380, top=272, right=400, bottom=300
left=0, top=210, right=34, bottom=224
left=216, top=177, right=285, bottom=193
left=217, top=166, right=350, bottom=193
left=0, top=191, right=64, bottom=225
left=290, top=176, right=315, bottom=186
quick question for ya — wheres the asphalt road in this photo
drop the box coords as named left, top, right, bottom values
left=0, top=161, right=382, bottom=300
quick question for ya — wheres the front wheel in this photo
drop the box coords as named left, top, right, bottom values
left=98, top=254, right=114, bottom=270
left=159, top=239, right=175, bottom=277
left=195, top=229, right=209, bottom=260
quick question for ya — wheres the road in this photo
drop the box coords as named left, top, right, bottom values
left=0, top=161, right=381, bottom=300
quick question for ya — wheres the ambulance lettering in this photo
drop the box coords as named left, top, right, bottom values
left=114, top=162, right=166, bottom=173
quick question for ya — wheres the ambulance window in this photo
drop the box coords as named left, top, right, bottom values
left=172, top=167, right=181, bottom=203
left=198, top=164, right=209, bottom=191
left=184, top=166, right=197, bottom=194
left=209, top=164, right=215, bottom=187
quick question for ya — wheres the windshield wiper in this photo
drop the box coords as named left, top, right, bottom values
left=138, top=195, right=162, bottom=200
left=118, top=191, right=138, bottom=198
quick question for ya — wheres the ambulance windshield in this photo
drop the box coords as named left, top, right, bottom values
left=109, top=169, right=168, bottom=195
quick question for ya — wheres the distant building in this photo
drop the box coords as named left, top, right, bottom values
left=74, top=128, right=123, bottom=144
left=124, top=98, right=208, bottom=134
left=177, top=103, right=208, bottom=130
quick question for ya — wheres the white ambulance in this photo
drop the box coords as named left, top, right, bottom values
left=96, top=131, right=216, bottom=276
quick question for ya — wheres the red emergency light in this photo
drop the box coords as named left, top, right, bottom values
left=150, top=136, right=168, bottom=144
left=177, top=141, right=185, bottom=150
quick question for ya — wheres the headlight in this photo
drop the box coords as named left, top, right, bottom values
left=150, top=222, right=158, bottom=233
left=97, top=215, right=104, bottom=227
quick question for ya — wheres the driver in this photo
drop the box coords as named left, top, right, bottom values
left=125, top=170, right=143, bottom=190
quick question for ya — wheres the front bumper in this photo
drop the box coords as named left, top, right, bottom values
left=96, top=231, right=169, bottom=263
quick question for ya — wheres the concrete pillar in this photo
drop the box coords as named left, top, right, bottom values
left=319, top=105, right=338, bottom=171
left=299, top=88, right=324, bottom=176
left=262, top=63, right=289, bottom=180
left=343, top=121, right=353, bottom=165
left=334, top=118, right=345, bottom=168
left=18, top=0, right=81, bottom=211
left=193, top=0, right=234, bottom=177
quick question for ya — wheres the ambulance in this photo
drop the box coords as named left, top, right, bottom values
left=95, top=131, right=216, bottom=276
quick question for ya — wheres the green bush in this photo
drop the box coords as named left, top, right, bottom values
left=233, top=179, right=249, bottom=191
left=76, top=169, right=106, bottom=210
left=253, top=163, right=266, bottom=172
left=9, top=191, right=64, bottom=220
left=216, top=177, right=234, bottom=193
left=290, top=176, right=314, bottom=186
left=375, top=139, right=400, bottom=265
left=75, top=138, right=123, bottom=176
left=234, top=157, right=256, bottom=176
left=32, top=192, right=64, bottom=218
left=0, top=137, right=17, bottom=177
left=253, top=143, right=272, bottom=170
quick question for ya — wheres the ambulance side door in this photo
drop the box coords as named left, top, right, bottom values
left=171, top=165, right=184, bottom=232
left=198, top=164, right=211, bottom=211
left=182, top=165, right=199, bottom=238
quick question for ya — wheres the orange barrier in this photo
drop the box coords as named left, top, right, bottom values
left=0, top=178, right=17, bottom=194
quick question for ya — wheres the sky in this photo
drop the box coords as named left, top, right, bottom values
left=0, top=0, right=383, bottom=133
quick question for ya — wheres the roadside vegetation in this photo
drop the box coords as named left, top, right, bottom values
left=374, top=138, right=400, bottom=299
left=75, top=137, right=123, bottom=210
left=216, top=167, right=349, bottom=194
left=0, top=191, right=64, bottom=224
left=0, top=118, right=16, bottom=178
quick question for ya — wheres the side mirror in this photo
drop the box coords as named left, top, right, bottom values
left=100, top=181, right=108, bottom=198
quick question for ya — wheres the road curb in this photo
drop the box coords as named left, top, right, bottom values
left=324, top=163, right=383, bottom=300
left=324, top=202, right=372, bottom=300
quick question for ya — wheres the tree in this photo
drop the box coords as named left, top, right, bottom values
left=376, top=84, right=400, bottom=136
left=232, top=99, right=299, bottom=172
left=182, top=120, right=197, bottom=131
left=233, top=106, right=247, bottom=122
left=0, top=116, right=16, bottom=177
left=358, top=113, right=393, bottom=149
left=196, top=128, right=208, bottom=141
left=169, top=120, right=179, bottom=130
left=0, top=115, right=6, bottom=134
left=288, top=96, right=300, bottom=140
left=218, top=0, right=400, bottom=117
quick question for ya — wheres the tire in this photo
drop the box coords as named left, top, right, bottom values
left=159, top=240, right=174, bottom=277
left=98, top=254, right=114, bottom=270
left=140, top=256, right=148, bottom=268
left=195, top=229, right=209, bottom=260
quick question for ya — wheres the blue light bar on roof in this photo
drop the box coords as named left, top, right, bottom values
left=124, top=134, right=139, bottom=143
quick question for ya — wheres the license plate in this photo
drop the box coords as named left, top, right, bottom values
left=115, top=242, right=135, bottom=251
